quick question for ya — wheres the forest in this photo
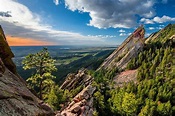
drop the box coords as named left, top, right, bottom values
left=91, top=25, right=175, bottom=116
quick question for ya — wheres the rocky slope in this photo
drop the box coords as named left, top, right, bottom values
left=113, top=69, right=137, bottom=87
left=0, top=25, right=54, bottom=116
left=58, top=69, right=95, bottom=116
left=60, top=69, right=93, bottom=90
left=58, top=85, right=96, bottom=116
left=99, top=25, right=145, bottom=70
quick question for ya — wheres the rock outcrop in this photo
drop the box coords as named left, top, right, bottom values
left=57, top=85, right=96, bottom=116
left=60, top=69, right=93, bottom=91
left=99, top=25, right=145, bottom=70
left=0, top=25, right=17, bottom=75
left=0, top=25, right=54, bottom=116
left=58, top=69, right=95, bottom=116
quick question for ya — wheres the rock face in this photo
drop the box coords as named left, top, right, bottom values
left=58, top=85, right=96, bottom=116
left=99, top=26, right=145, bottom=70
left=60, top=69, right=93, bottom=91
left=0, top=25, right=17, bottom=75
left=0, top=25, right=54, bottom=116
left=58, top=69, right=95, bottom=116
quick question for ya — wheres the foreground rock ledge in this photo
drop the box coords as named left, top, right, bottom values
left=0, top=25, right=54, bottom=116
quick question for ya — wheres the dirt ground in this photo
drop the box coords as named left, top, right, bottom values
left=113, top=69, right=137, bottom=87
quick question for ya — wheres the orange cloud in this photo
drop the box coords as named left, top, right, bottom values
left=6, top=35, right=55, bottom=46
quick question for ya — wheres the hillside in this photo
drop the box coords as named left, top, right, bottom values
left=91, top=24, right=175, bottom=116
left=57, top=26, right=146, bottom=115
left=51, top=24, right=175, bottom=116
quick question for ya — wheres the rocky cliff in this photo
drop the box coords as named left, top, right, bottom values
left=99, top=25, right=145, bottom=70
left=0, top=25, right=54, bottom=116
left=58, top=69, right=95, bottom=116
left=58, top=85, right=96, bottom=116
left=60, top=69, right=93, bottom=90
left=0, top=25, right=17, bottom=75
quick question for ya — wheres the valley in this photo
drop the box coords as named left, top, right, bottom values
left=11, top=46, right=115, bottom=82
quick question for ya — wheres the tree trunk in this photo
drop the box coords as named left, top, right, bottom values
left=39, top=80, right=43, bottom=100
left=39, top=59, right=43, bottom=100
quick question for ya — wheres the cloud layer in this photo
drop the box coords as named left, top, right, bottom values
left=64, top=0, right=156, bottom=28
left=0, top=0, right=108, bottom=45
left=141, top=15, right=175, bottom=24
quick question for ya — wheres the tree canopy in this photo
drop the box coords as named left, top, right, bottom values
left=22, top=48, right=57, bottom=99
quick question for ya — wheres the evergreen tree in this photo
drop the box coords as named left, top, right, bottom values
left=22, top=48, right=57, bottom=99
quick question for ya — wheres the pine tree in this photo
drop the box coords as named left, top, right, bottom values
left=22, top=48, right=57, bottom=99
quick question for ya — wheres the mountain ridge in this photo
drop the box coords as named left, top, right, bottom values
left=99, top=25, right=145, bottom=70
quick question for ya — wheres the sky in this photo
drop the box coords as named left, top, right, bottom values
left=0, top=0, right=175, bottom=46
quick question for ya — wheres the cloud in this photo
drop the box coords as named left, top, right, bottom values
left=145, top=33, right=151, bottom=37
left=64, top=0, right=156, bottom=28
left=140, top=18, right=154, bottom=24
left=156, top=27, right=163, bottom=30
left=153, top=15, right=175, bottom=23
left=0, top=0, right=106, bottom=45
left=0, top=11, right=12, bottom=17
left=159, top=24, right=165, bottom=27
left=88, top=35, right=116, bottom=39
left=142, top=11, right=154, bottom=18
left=148, top=25, right=165, bottom=30
left=119, top=33, right=127, bottom=36
left=118, top=29, right=125, bottom=33
left=141, top=15, right=175, bottom=24
left=148, top=27, right=155, bottom=30
left=119, top=32, right=132, bottom=36
left=53, top=0, right=59, bottom=5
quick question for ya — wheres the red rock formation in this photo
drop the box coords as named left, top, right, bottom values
left=99, top=25, right=145, bottom=70
left=58, top=85, right=95, bottom=116
left=60, top=69, right=93, bottom=90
